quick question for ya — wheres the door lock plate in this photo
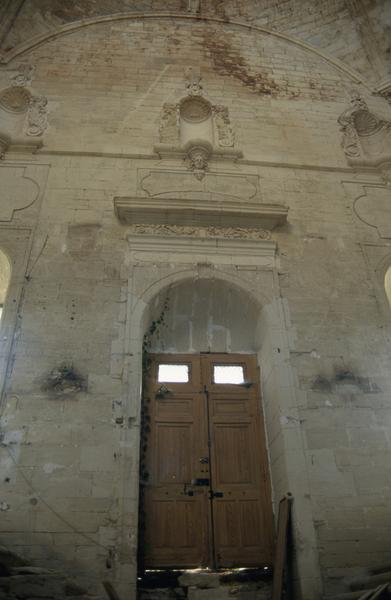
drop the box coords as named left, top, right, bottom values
left=191, top=478, right=210, bottom=486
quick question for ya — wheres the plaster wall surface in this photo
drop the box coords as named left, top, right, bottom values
left=0, top=5, right=390, bottom=600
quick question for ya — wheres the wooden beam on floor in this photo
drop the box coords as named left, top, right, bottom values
left=272, top=493, right=293, bottom=600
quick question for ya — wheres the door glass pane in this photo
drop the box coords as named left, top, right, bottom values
left=158, top=364, right=189, bottom=383
left=213, top=365, right=245, bottom=384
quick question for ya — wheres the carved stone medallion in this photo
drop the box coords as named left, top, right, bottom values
left=180, top=96, right=212, bottom=123
left=0, top=86, right=31, bottom=113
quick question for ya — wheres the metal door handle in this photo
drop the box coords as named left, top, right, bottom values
left=183, top=483, right=194, bottom=497
left=156, top=385, right=172, bottom=398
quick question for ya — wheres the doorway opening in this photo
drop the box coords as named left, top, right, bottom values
left=139, top=352, right=274, bottom=571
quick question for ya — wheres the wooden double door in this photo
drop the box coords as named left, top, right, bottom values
left=141, top=353, right=274, bottom=569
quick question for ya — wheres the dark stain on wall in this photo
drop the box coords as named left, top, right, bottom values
left=203, top=28, right=281, bottom=95
left=312, top=369, right=381, bottom=394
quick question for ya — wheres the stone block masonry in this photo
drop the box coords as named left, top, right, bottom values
left=0, top=4, right=390, bottom=600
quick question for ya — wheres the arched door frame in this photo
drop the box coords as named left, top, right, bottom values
left=120, top=264, right=322, bottom=600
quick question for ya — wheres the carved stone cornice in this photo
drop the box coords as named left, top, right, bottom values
left=114, top=195, right=288, bottom=231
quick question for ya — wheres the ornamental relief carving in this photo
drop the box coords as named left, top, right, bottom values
left=156, top=67, right=241, bottom=177
left=0, top=66, right=48, bottom=153
left=338, top=91, right=391, bottom=165
left=159, top=104, right=179, bottom=144
left=25, top=95, right=48, bottom=137
left=213, top=105, right=234, bottom=148
left=129, top=223, right=272, bottom=241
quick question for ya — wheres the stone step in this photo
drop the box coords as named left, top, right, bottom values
left=350, top=573, right=391, bottom=591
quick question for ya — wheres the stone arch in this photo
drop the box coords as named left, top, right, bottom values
left=137, top=267, right=268, bottom=327
left=145, top=277, right=260, bottom=353
left=0, top=13, right=368, bottom=89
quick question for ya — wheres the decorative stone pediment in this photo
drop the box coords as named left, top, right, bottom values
left=338, top=91, right=391, bottom=166
left=155, top=67, right=242, bottom=178
left=0, top=68, right=48, bottom=155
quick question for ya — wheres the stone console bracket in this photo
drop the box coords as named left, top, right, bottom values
left=114, top=196, right=288, bottom=231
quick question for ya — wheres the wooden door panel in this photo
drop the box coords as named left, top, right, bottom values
left=155, top=397, right=193, bottom=420
left=213, top=498, right=272, bottom=566
left=213, top=423, right=256, bottom=485
left=212, top=398, right=249, bottom=417
left=143, top=354, right=211, bottom=568
left=144, top=494, right=208, bottom=566
left=142, top=353, right=274, bottom=569
left=155, top=423, right=193, bottom=484
left=201, top=354, right=274, bottom=568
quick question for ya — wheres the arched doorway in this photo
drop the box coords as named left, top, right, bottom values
left=139, top=277, right=274, bottom=570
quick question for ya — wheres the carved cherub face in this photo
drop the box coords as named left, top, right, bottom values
left=192, top=153, right=206, bottom=169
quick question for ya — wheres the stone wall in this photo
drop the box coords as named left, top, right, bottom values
left=0, top=6, right=390, bottom=600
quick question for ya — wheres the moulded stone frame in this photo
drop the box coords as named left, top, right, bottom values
left=373, top=249, right=391, bottom=318
left=0, top=227, right=33, bottom=407
left=116, top=235, right=322, bottom=600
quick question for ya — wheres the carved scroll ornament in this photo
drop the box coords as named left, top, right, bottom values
left=338, top=92, right=391, bottom=164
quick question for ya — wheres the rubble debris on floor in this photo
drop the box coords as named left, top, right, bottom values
left=0, top=545, right=101, bottom=600
left=138, top=568, right=273, bottom=599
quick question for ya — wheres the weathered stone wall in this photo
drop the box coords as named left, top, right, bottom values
left=1, top=0, right=390, bottom=86
left=0, top=7, right=390, bottom=600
